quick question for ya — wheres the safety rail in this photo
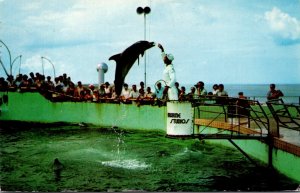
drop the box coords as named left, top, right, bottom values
left=191, top=96, right=270, bottom=140
left=266, top=99, right=300, bottom=133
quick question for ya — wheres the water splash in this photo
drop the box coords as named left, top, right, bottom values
left=100, top=159, right=150, bottom=170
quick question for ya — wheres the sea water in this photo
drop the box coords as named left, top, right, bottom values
left=0, top=125, right=298, bottom=192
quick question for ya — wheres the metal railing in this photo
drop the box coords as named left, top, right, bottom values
left=266, top=99, right=300, bottom=134
left=192, top=96, right=270, bottom=139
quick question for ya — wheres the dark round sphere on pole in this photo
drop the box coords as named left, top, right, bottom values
left=144, top=7, right=151, bottom=14
left=136, top=7, right=144, bottom=14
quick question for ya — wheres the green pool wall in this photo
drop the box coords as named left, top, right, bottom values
left=0, top=91, right=299, bottom=182
left=0, top=92, right=166, bottom=130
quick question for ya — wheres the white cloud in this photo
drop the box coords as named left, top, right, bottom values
left=265, top=7, right=300, bottom=44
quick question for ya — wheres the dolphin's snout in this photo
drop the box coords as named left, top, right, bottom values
left=148, top=42, right=156, bottom=48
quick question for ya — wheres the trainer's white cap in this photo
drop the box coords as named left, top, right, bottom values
left=167, top=54, right=174, bottom=61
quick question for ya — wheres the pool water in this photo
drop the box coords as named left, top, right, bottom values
left=0, top=124, right=298, bottom=191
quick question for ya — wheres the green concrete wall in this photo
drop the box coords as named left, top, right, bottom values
left=0, top=92, right=166, bottom=131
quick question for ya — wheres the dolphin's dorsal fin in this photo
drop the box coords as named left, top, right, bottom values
left=109, top=53, right=121, bottom=63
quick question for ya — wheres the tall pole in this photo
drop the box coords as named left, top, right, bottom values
left=0, top=40, right=12, bottom=76
left=41, top=56, right=56, bottom=79
left=144, top=13, right=147, bottom=87
left=11, top=55, right=22, bottom=75
left=137, top=6, right=151, bottom=87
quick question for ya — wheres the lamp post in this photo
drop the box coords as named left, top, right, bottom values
left=11, top=55, right=22, bottom=75
left=41, top=56, right=56, bottom=79
left=137, top=6, right=151, bottom=87
left=0, top=40, right=12, bottom=76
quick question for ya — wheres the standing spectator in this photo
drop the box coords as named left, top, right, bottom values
left=155, top=82, right=164, bottom=99
left=139, top=81, right=145, bottom=94
left=179, top=86, right=186, bottom=101
left=188, top=87, right=197, bottom=100
left=267, top=83, right=284, bottom=101
left=175, top=82, right=181, bottom=98
left=195, top=81, right=207, bottom=97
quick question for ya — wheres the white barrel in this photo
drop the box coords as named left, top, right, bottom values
left=166, top=101, right=193, bottom=136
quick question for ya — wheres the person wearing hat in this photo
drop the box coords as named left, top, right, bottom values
left=157, top=43, right=178, bottom=100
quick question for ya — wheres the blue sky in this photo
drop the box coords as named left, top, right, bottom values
left=1, top=0, right=300, bottom=86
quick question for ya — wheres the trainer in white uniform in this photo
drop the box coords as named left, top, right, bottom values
left=158, top=43, right=178, bottom=100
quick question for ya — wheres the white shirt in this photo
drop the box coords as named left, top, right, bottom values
left=129, top=90, right=139, bottom=98
left=121, top=89, right=131, bottom=99
left=162, top=52, right=178, bottom=100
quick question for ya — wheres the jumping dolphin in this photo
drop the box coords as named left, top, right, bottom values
left=109, top=40, right=155, bottom=96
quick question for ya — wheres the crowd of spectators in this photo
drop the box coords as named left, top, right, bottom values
left=1, top=73, right=251, bottom=107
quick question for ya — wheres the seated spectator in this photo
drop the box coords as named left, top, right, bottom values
left=45, top=76, right=55, bottom=91
left=66, top=82, right=76, bottom=97
left=212, top=84, right=219, bottom=95
left=138, top=87, right=145, bottom=100
left=13, top=74, right=22, bottom=87
left=38, top=75, right=48, bottom=90
left=104, top=82, right=112, bottom=98
left=267, top=83, right=284, bottom=101
left=99, top=83, right=106, bottom=98
left=54, top=77, right=63, bottom=92
left=0, top=77, right=9, bottom=90
left=74, top=81, right=85, bottom=99
left=29, top=72, right=36, bottom=82
left=81, top=84, right=99, bottom=102
left=129, top=84, right=139, bottom=99
left=6, top=75, right=14, bottom=87
left=144, top=87, right=154, bottom=99
left=62, top=80, right=69, bottom=93
left=237, top=92, right=250, bottom=117
left=216, top=84, right=228, bottom=105
left=110, top=86, right=118, bottom=101
left=92, top=90, right=99, bottom=102
left=84, top=84, right=96, bottom=101
left=216, top=84, right=228, bottom=97
left=19, top=74, right=30, bottom=88
left=120, top=83, right=131, bottom=102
